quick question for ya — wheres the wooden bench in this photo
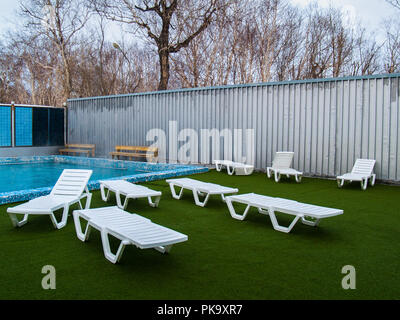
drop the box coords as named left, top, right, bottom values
left=59, top=144, right=95, bottom=157
left=110, top=146, right=158, bottom=162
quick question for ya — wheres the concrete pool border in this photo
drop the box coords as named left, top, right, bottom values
left=0, top=155, right=209, bottom=205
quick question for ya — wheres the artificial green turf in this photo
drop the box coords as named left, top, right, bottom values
left=0, top=170, right=399, bottom=300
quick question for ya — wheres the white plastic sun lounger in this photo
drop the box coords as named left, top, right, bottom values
left=266, top=152, right=302, bottom=182
left=73, top=206, right=188, bottom=263
left=166, top=177, right=238, bottom=207
left=337, top=159, right=376, bottom=190
left=225, top=193, right=343, bottom=233
left=214, top=160, right=254, bottom=175
left=7, top=169, right=92, bottom=229
left=99, top=179, right=162, bottom=209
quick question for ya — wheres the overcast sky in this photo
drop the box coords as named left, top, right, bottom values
left=0, top=0, right=397, bottom=43
left=290, top=0, right=396, bottom=37
left=0, top=1, right=20, bottom=35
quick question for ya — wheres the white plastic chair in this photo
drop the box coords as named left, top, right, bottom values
left=214, top=160, right=254, bottom=175
left=337, top=159, right=376, bottom=190
left=166, top=178, right=238, bottom=207
left=266, top=152, right=302, bottom=182
left=225, top=193, right=343, bottom=233
left=100, top=179, right=162, bottom=209
left=7, top=169, right=92, bottom=229
left=73, top=206, right=188, bottom=263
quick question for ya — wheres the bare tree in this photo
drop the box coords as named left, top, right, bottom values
left=0, top=43, right=19, bottom=103
left=170, top=0, right=259, bottom=87
left=328, top=10, right=353, bottom=77
left=347, top=28, right=381, bottom=76
left=73, top=21, right=159, bottom=98
left=274, top=4, right=302, bottom=81
left=382, top=18, right=400, bottom=73
left=90, top=0, right=227, bottom=90
left=1, top=0, right=392, bottom=106
left=19, top=0, right=90, bottom=103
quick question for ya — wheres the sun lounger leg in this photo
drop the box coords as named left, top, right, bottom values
left=295, top=174, right=302, bottom=183
left=154, top=245, right=173, bottom=254
left=361, top=178, right=368, bottom=190
left=84, top=193, right=92, bottom=209
left=79, top=188, right=92, bottom=209
left=266, top=168, right=271, bottom=178
left=226, top=199, right=251, bottom=221
left=72, top=211, right=92, bottom=242
left=8, top=213, right=29, bottom=228
left=274, top=171, right=281, bottom=182
left=148, top=195, right=161, bottom=207
left=227, top=165, right=235, bottom=175
left=245, top=167, right=254, bottom=175
left=192, top=190, right=210, bottom=207
left=100, top=184, right=110, bottom=202
left=371, top=174, right=376, bottom=186
left=77, top=193, right=92, bottom=210
left=49, top=205, right=70, bottom=229
left=100, top=230, right=128, bottom=264
left=220, top=193, right=228, bottom=203
left=268, top=209, right=301, bottom=233
left=169, top=183, right=184, bottom=199
left=115, top=191, right=130, bottom=210
left=337, top=178, right=344, bottom=188
left=301, top=216, right=320, bottom=227
left=215, top=163, right=222, bottom=172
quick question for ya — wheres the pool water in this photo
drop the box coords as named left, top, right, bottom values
left=0, top=155, right=208, bottom=204
left=0, top=162, right=145, bottom=193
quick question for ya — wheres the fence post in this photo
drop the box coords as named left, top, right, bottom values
left=63, top=102, right=67, bottom=146
left=10, top=101, right=15, bottom=147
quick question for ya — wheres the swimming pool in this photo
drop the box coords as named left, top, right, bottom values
left=0, top=155, right=208, bottom=204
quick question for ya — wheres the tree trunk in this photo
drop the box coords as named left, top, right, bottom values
left=158, top=49, right=170, bottom=90
left=61, top=50, right=72, bottom=102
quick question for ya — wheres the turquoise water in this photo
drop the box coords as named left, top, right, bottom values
left=0, top=162, right=146, bottom=193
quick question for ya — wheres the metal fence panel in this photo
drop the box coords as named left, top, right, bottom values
left=67, top=74, right=400, bottom=182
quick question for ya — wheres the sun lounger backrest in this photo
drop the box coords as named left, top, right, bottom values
left=351, top=159, right=375, bottom=176
left=50, top=169, right=92, bottom=197
left=272, top=152, right=294, bottom=169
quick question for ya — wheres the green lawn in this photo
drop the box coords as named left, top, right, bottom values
left=0, top=170, right=399, bottom=300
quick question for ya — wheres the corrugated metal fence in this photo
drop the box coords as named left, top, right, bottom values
left=67, top=74, right=400, bottom=182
